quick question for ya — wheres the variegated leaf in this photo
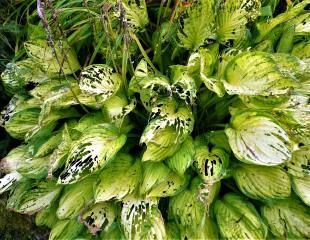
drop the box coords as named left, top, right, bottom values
left=292, top=175, right=310, bottom=206
left=166, top=137, right=195, bottom=175
left=225, top=111, right=292, bottom=165
left=168, top=178, right=206, bottom=231
left=79, top=64, right=121, bottom=99
left=140, top=162, right=187, bottom=198
left=17, top=180, right=62, bottom=214
left=102, top=94, right=137, bottom=127
left=24, top=39, right=80, bottom=74
left=193, top=146, right=229, bottom=183
left=261, top=199, right=310, bottom=239
left=59, top=124, right=127, bottom=184
left=121, top=198, right=166, bottom=240
left=0, top=172, right=22, bottom=195
left=141, top=98, right=194, bottom=145
left=216, top=0, right=261, bottom=43
left=79, top=202, right=116, bottom=235
left=95, top=154, right=141, bottom=202
left=170, top=65, right=197, bottom=105
left=57, top=176, right=96, bottom=219
left=140, top=99, right=194, bottom=162
left=223, top=51, right=297, bottom=96
left=49, top=219, right=84, bottom=240
left=285, top=146, right=310, bottom=178
left=0, top=145, right=28, bottom=173
left=214, top=193, right=267, bottom=240
left=233, top=164, right=291, bottom=201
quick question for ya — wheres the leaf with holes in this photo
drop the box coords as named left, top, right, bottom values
left=58, top=124, right=127, bottom=184
left=79, top=64, right=121, bottom=99
left=121, top=198, right=166, bottom=240
left=140, top=98, right=194, bottom=162
left=24, top=39, right=80, bottom=74
left=193, top=146, right=229, bottom=183
left=80, top=202, right=116, bottom=235
left=285, top=146, right=310, bottom=178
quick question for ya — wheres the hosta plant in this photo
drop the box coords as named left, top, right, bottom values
left=0, top=0, right=310, bottom=239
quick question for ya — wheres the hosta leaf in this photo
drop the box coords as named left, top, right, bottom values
left=240, top=94, right=310, bottom=127
left=59, top=124, right=127, bottom=184
left=79, top=64, right=121, bottom=99
left=178, top=1, right=216, bottom=50
left=141, top=127, right=180, bottom=162
left=0, top=145, right=28, bottom=173
left=182, top=217, right=219, bottom=240
left=233, top=164, right=291, bottom=201
left=24, top=39, right=80, bottom=74
left=166, top=136, right=194, bottom=176
left=240, top=94, right=289, bottom=110
left=28, top=131, right=62, bottom=158
left=102, top=94, right=136, bottom=127
left=95, top=154, right=141, bottom=202
left=140, top=162, right=187, bottom=198
left=57, top=176, right=96, bottom=219
left=261, top=199, right=310, bottom=239
left=36, top=201, right=58, bottom=228
left=100, top=222, right=125, bottom=240
left=16, top=180, right=62, bottom=214
left=73, top=112, right=105, bottom=133
left=170, top=65, right=197, bottom=105
left=49, top=219, right=84, bottom=240
left=197, top=180, right=221, bottom=211
left=285, top=146, right=310, bottom=178
left=292, top=175, right=310, bottom=206
left=0, top=172, right=22, bottom=194
left=0, top=59, right=48, bottom=95
left=225, top=111, right=292, bottom=165
left=121, top=198, right=166, bottom=240
left=17, top=155, right=49, bottom=179
left=190, top=48, right=225, bottom=97
left=271, top=53, right=309, bottom=81
left=79, top=202, right=116, bottom=235
left=140, top=98, right=194, bottom=162
left=35, top=80, right=102, bottom=124
left=48, top=124, right=73, bottom=175
left=193, top=146, right=229, bottom=183
left=216, top=0, right=261, bottom=43
left=0, top=97, right=40, bottom=140
left=214, top=193, right=268, bottom=240
left=25, top=108, right=80, bottom=142
left=223, top=51, right=297, bottom=96
left=6, top=179, right=32, bottom=210
left=168, top=178, right=206, bottom=231
left=129, top=73, right=170, bottom=111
